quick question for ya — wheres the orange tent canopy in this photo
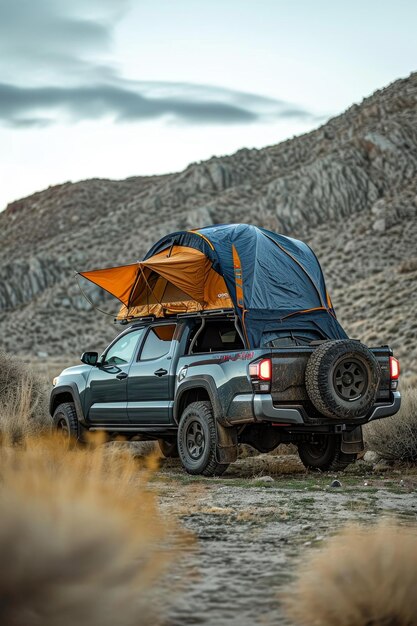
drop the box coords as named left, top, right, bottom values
left=79, top=245, right=233, bottom=319
left=80, top=263, right=139, bottom=306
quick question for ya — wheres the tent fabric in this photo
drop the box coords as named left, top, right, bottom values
left=138, top=247, right=209, bottom=302
left=142, top=224, right=347, bottom=346
left=79, top=245, right=233, bottom=320
left=79, top=224, right=347, bottom=347
left=80, top=263, right=139, bottom=306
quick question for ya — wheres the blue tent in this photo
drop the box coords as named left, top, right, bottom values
left=80, top=223, right=347, bottom=347
left=144, top=224, right=347, bottom=346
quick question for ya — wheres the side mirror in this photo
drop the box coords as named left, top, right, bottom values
left=81, top=351, right=99, bottom=366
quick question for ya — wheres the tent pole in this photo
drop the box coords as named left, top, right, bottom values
left=138, top=265, right=165, bottom=308
left=167, top=238, right=177, bottom=257
left=234, top=314, right=245, bottom=348
left=126, top=263, right=142, bottom=317
left=75, top=273, right=117, bottom=317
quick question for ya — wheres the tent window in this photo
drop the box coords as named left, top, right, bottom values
left=140, top=324, right=176, bottom=361
left=261, top=329, right=323, bottom=348
left=190, top=321, right=244, bottom=354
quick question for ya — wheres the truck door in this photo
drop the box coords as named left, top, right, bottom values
left=85, top=329, right=144, bottom=423
left=127, top=323, right=177, bottom=425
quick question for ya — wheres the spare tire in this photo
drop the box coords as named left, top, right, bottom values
left=305, top=340, right=380, bottom=419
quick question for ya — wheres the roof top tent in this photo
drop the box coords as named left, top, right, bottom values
left=78, top=223, right=347, bottom=348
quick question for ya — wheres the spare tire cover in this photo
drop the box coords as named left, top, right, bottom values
left=305, top=340, right=381, bottom=419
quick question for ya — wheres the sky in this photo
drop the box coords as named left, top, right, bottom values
left=0, top=0, right=416, bottom=210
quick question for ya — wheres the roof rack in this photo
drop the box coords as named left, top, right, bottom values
left=115, top=315, right=157, bottom=325
left=176, top=308, right=235, bottom=319
left=114, top=308, right=235, bottom=325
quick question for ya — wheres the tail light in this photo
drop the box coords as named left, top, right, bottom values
left=389, top=356, right=400, bottom=390
left=249, top=358, right=272, bottom=392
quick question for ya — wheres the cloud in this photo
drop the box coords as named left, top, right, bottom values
left=0, top=1, right=317, bottom=127
left=0, top=0, right=126, bottom=54
left=0, top=81, right=316, bottom=127
left=0, top=0, right=128, bottom=84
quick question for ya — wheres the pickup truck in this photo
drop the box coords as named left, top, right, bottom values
left=50, top=310, right=401, bottom=476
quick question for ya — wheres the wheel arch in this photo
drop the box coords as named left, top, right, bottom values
left=174, top=377, right=224, bottom=424
left=50, top=384, right=85, bottom=424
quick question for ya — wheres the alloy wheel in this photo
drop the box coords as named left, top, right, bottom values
left=57, top=416, right=70, bottom=437
left=333, top=358, right=368, bottom=402
left=185, top=420, right=206, bottom=460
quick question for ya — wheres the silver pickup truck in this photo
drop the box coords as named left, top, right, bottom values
left=50, top=310, right=401, bottom=476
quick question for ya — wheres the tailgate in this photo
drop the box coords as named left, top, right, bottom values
left=270, top=346, right=314, bottom=405
left=369, top=346, right=392, bottom=401
left=269, top=345, right=392, bottom=406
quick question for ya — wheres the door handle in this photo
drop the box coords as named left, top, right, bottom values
left=154, top=368, right=168, bottom=377
left=116, top=372, right=128, bottom=380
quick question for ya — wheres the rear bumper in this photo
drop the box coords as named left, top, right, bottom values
left=368, top=391, right=401, bottom=421
left=226, top=391, right=401, bottom=426
left=253, top=395, right=304, bottom=424
left=226, top=393, right=305, bottom=425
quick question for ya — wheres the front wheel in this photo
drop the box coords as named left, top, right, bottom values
left=53, top=402, right=79, bottom=440
left=298, top=435, right=357, bottom=471
left=177, top=401, right=229, bottom=476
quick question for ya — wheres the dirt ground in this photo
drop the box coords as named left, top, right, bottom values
left=151, top=455, right=417, bottom=626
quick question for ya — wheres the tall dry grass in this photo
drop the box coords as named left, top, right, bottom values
left=284, top=522, right=417, bottom=626
left=364, top=385, right=417, bottom=461
left=0, top=433, right=183, bottom=626
left=0, top=351, right=51, bottom=440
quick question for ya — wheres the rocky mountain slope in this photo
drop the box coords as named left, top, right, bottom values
left=1, top=73, right=416, bottom=376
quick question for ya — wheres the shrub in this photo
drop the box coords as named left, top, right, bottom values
left=364, top=385, right=417, bottom=461
left=284, top=522, right=417, bottom=626
left=398, top=257, right=417, bottom=274
left=0, top=351, right=51, bottom=440
left=0, top=434, right=182, bottom=626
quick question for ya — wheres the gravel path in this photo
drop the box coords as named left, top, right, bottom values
left=154, top=457, right=417, bottom=626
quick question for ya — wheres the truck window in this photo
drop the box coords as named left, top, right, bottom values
left=140, top=324, right=176, bottom=360
left=105, top=329, right=144, bottom=365
left=190, top=321, right=244, bottom=354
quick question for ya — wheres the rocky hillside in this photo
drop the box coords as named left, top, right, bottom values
left=1, top=73, right=416, bottom=377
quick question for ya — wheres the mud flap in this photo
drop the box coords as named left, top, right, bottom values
left=216, top=421, right=238, bottom=463
left=341, top=426, right=364, bottom=454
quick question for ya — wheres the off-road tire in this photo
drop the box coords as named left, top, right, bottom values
left=177, top=401, right=229, bottom=476
left=305, top=340, right=380, bottom=419
left=298, top=435, right=357, bottom=471
left=158, top=439, right=179, bottom=458
left=53, top=402, right=79, bottom=439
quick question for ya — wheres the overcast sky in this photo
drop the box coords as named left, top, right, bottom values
left=0, top=0, right=416, bottom=210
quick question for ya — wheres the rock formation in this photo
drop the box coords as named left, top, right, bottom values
left=1, top=73, right=416, bottom=376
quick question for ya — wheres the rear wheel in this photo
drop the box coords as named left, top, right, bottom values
left=53, top=402, right=79, bottom=440
left=177, top=401, right=229, bottom=476
left=298, top=435, right=357, bottom=471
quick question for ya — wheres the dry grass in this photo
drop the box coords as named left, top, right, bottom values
left=364, top=386, right=417, bottom=461
left=0, top=433, right=184, bottom=626
left=284, top=522, right=417, bottom=626
left=0, top=351, right=50, bottom=440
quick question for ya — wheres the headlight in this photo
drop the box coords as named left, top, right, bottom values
left=52, top=377, right=58, bottom=387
